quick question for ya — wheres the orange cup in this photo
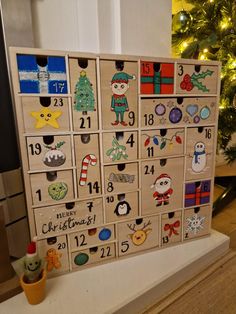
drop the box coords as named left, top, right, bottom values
left=20, top=269, right=47, bottom=305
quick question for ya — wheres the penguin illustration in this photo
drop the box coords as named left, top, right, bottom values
left=114, top=201, right=131, bottom=216
left=192, top=142, right=206, bottom=173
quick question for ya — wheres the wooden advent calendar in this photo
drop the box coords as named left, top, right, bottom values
left=9, top=47, right=220, bottom=276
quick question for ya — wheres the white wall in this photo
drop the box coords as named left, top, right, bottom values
left=120, top=0, right=172, bottom=56
left=1, top=0, right=34, bottom=48
left=31, top=0, right=172, bottom=57
left=31, top=0, right=79, bottom=51
left=97, top=0, right=121, bottom=53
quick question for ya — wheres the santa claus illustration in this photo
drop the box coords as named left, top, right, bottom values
left=151, top=173, right=173, bottom=206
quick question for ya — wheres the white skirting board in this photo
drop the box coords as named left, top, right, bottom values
left=0, top=229, right=229, bottom=314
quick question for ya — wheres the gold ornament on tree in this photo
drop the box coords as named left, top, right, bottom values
left=172, top=10, right=192, bottom=33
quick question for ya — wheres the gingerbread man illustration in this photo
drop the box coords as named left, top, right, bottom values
left=45, top=248, right=62, bottom=272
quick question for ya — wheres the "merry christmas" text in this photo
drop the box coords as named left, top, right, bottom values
left=41, top=215, right=96, bottom=235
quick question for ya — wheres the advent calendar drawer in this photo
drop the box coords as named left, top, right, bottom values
left=103, top=131, right=138, bottom=163
left=141, top=128, right=184, bottom=158
left=180, top=97, right=217, bottom=124
left=17, top=54, right=68, bottom=94
left=141, top=157, right=184, bottom=215
left=140, top=60, right=174, bottom=94
left=71, top=243, right=116, bottom=269
left=185, top=180, right=211, bottom=208
left=37, top=235, right=69, bottom=276
left=186, top=126, right=215, bottom=180
left=184, top=205, right=211, bottom=240
left=34, top=197, right=104, bottom=238
left=161, top=210, right=182, bottom=246
left=69, top=224, right=115, bottom=251
left=22, top=96, right=70, bottom=133
left=105, top=191, right=139, bottom=223
left=141, top=97, right=217, bottom=127
left=69, top=57, right=98, bottom=131
left=100, top=59, right=138, bottom=130
left=30, top=170, right=74, bottom=205
left=117, top=216, right=159, bottom=256
left=26, top=135, right=72, bottom=170
left=176, top=63, right=218, bottom=94
left=104, top=162, right=138, bottom=194
left=74, top=134, right=101, bottom=198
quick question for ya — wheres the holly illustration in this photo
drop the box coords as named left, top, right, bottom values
left=180, top=69, right=214, bottom=92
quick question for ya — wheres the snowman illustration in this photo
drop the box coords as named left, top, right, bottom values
left=151, top=174, right=173, bottom=206
left=192, top=142, right=206, bottom=173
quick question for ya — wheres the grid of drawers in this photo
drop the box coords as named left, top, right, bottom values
left=10, top=48, right=220, bottom=276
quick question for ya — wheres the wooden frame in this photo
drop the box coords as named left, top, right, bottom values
left=9, top=47, right=221, bottom=276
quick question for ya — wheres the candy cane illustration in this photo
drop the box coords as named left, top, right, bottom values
left=79, top=154, right=97, bottom=186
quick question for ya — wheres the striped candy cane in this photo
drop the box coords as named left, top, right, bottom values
left=79, top=154, right=97, bottom=186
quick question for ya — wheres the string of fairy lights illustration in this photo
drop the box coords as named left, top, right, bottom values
left=142, top=130, right=184, bottom=149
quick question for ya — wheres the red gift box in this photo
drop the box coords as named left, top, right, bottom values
left=140, top=61, right=174, bottom=94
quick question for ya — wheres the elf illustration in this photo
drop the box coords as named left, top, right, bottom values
left=110, top=72, right=136, bottom=126
left=151, top=174, right=173, bottom=206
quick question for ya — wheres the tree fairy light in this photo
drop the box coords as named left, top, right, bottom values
left=172, top=0, right=236, bottom=162
left=220, top=17, right=232, bottom=30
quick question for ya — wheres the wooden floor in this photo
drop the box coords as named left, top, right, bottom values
left=144, top=181, right=236, bottom=314
left=212, top=190, right=236, bottom=248
left=145, top=250, right=236, bottom=314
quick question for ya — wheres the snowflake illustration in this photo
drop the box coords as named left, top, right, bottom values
left=186, top=214, right=205, bottom=235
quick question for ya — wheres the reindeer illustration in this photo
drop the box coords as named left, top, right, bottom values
left=127, top=220, right=152, bottom=246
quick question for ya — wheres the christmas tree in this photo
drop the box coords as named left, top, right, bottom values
left=172, top=0, right=236, bottom=163
left=74, top=70, right=95, bottom=115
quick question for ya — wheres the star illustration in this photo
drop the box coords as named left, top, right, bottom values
left=183, top=115, right=190, bottom=123
left=167, top=100, right=174, bottom=108
left=159, top=117, right=166, bottom=124
left=31, top=108, right=62, bottom=129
